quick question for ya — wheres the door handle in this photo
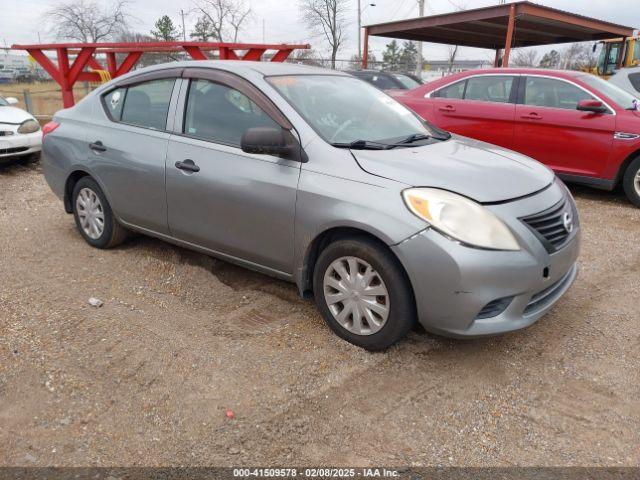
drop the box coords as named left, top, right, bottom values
left=175, top=159, right=200, bottom=173
left=521, top=112, right=543, bottom=120
left=89, top=141, right=107, bottom=152
left=438, top=105, right=456, bottom=112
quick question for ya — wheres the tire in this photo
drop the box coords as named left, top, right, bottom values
left=313, top=236, right=416, bottom=351
left=622, top=156, right=640, bottom=208
left=72, top=176, right=127, bottom=248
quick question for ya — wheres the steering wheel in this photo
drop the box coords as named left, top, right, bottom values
left=329, top=118, right=360, bottom=143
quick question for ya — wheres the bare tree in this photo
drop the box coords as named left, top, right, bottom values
left=192, top=0, right=252, bottom=42
left=512, top=48, right=539, bottom=67
left=561, top=43, right=597, bottom=71
left=44, top=0, right=131, bottom=42
left=447, top=45, right=459, bottom=73
left=300, top=0, right=348, bottom=69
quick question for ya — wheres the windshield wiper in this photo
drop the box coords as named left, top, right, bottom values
left=392, top=133, right=432, bottom=145
left=332, top=139, right=393, bottom=150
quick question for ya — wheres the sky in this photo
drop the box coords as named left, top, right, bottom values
left=1, top=0, right=639, bottom=62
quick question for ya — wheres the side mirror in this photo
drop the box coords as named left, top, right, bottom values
left=576, top=99, right=608, bottom=114
left=241, top=127, right=308, bottom=162
left=5, top=97, right=18, bottom=105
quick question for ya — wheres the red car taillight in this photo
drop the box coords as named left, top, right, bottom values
left=42, top=121, right=60, bottom=139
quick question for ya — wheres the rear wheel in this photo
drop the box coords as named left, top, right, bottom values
left=623, top=156, right=640, bottom=208
left=313, top=237, right=416, bottom=351
left=72, top=177, right=127, bottom=248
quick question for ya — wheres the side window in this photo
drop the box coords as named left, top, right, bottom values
left=629, top=72, right=640, bottom=92
left=523, top=77, right=595, bottom=110
left=183, top=79, right=280, bottom=146
left=433, top=80, right=465, bottom=99
left=464, top=76, right=514, bottom=103
left=103, top=87, right=125, bottom=120
left=366, top=74, right=397, bottom=90
left=120, top=78, right=175, bottom=130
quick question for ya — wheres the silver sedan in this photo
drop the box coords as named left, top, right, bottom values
left=41, top=61, right=580, bottom=350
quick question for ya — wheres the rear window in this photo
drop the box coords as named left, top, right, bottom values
left=102, top=78, right=175, bottom=130
left=121, top=79, right=175, bottom=130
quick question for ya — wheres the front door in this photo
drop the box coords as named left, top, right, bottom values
left=165, top=75, right=301, bottom=275
left=513, top=76, right=615, bottom=177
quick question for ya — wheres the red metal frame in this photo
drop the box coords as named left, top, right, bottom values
left=11, top=41, right=310, bottom=108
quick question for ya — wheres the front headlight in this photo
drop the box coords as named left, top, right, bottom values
left=17, top=119, right=40, bottom=134
left=402, top=188, right=520, bottom=251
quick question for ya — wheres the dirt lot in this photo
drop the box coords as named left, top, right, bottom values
left=0, top=161, right=638, bottom=467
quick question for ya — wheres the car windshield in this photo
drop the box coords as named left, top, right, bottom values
left=0, top=97, right=8, bottom=107
left=267, top=74, right=445, bottom=146
left=578, top=73, right=639, bottom=109
left=393, top=74, right=421, bottom=89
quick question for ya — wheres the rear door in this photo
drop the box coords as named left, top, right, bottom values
left=165, top=69, right=301, bottom=275
left=513, top=75, right=615, bottom=177
left=431, top=74, right=518, bottom=149
left=88, top=70, right=181, bottom=234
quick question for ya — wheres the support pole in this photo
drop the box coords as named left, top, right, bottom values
left=416, top=0, right=425, bottom=77
left=357, top=0, right=362, bottom=66
left=56, top=48, right=74, bottom=108
left=494, top=49, right=501, bottom=67
left=502, top=3, right=516, bottom=68
left=362, top=28, right=369, bottom=69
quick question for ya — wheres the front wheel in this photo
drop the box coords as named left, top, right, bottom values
left=313, top=237, right=416, bottom=351
left=622, top=156, right=640, bottom=208
left=72, top=176, right=127, bottom=248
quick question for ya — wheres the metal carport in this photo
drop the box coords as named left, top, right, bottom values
left=362, top=1, right=635, bottom=69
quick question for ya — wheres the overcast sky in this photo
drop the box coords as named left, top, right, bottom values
left=1, top=0, right=639, bottom=61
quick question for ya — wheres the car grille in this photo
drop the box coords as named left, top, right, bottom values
left=0, top=131, right=14, bottom=136
left=0, top=147, right=28, bottom=155
left=520, top=196, right=574, bottom=253
left=476, top=296, right=513, bottom=319
left=524, top=266, right=575, bottom=315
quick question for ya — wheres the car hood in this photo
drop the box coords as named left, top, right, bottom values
left=0, top=106, right=33, bottom=124
left=351, top=135, right=554, bottom=203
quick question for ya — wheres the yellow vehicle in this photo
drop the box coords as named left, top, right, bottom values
left=595, top=37, right=640, bottom=77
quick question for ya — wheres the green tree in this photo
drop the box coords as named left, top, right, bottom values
left=382, top=40, right=402, bottom=70
left=151, top=15, right=180, bottom=41
left=190, top=15, right=213, bottom=42
left=399, top=41, right=418, bottom=72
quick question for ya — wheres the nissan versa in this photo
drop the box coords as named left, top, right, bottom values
left=41, top=61, right=580, bottom=350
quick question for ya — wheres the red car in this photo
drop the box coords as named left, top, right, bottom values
left=392, top=68, right=640, bottom=206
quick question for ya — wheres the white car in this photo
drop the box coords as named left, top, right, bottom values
left=609, top=66, right=640, bottom=97
left=0, top=96, right=41, bottom=163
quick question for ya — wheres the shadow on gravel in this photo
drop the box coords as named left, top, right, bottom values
left=0, top=156, right=40, bottom=175
left=566, top=183, right=628, bottom=206
left=114, top=234, right=300, bottom=301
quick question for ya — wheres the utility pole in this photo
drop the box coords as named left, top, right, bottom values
left=358, top=0, right=362, bottom=64
left=416, top=0, right=425, bottom=77
left=180, top=9, right=187, bottom=41
left=262, top=19, right=266, bottom=43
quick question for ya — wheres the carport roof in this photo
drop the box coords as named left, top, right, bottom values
left=364, top=1, right=636, bottom=50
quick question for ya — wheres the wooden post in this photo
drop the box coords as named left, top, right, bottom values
left=502, top=3, right=516, bottom=68
left=23, top=90, right=33, bottom=113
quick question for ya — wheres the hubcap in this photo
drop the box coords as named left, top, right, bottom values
left=76, top=188, right=105, bottom=240
left=323, top=256, right=390, bottom=336
left=635, top=170, right=640, bottom=197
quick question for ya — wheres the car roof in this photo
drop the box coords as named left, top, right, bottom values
left=453, top=67, right=586, bottom=78
left=127, top=60, right=349, bottom=78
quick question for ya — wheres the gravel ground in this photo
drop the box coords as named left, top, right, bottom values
left=1, top=161, right=638, bottom=467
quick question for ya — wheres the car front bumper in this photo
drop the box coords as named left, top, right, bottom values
left=0, top=131, right=42, bottom=160
left=392, top=180, right=580, bottom=338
